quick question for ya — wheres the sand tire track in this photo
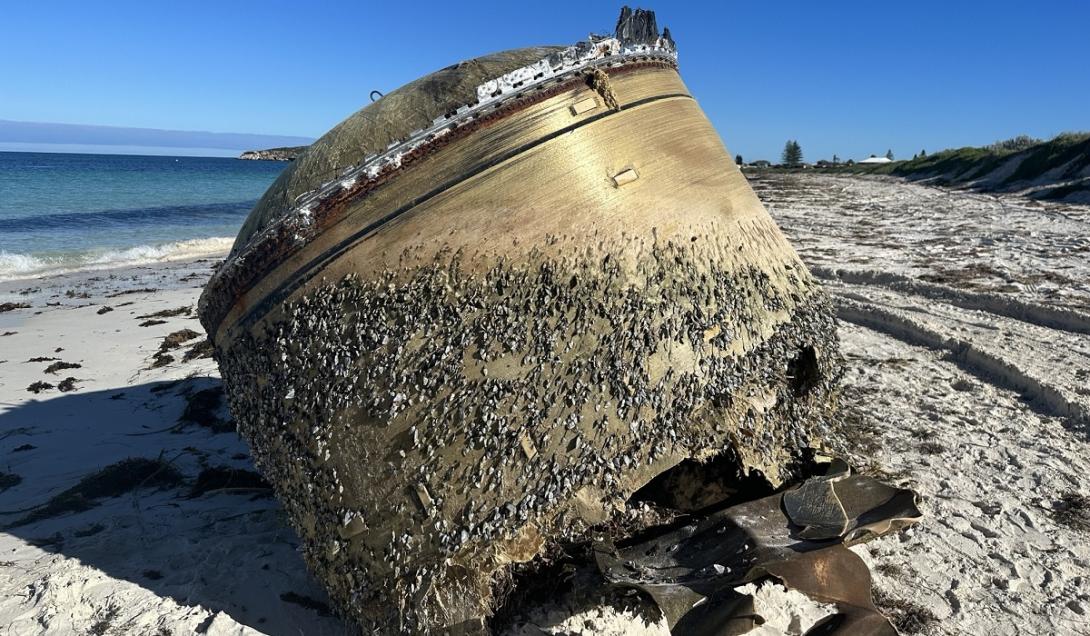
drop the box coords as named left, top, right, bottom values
left=813, top=266, right=1090, bottom=335
left=835, top=297, right=1090, bottom=429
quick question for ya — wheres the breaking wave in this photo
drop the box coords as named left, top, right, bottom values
left=0, top=237, right=234, bottom=281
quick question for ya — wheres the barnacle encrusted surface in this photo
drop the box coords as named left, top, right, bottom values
left=216, top=236, right=841, bottom=632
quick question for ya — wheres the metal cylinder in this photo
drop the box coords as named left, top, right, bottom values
left=201, top=35, right=840, bottom=634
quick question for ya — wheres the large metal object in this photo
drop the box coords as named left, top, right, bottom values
left=200, top=8, right=841, bottom=633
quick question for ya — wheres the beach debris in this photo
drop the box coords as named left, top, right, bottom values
left=44, top=361, right=81, bottom=374
left=0, top=427, right=35, bottom=441
left=198, top=6, right=845, bottom=632
left=1051, top=491, right=1090, bottom=531
left=0, top=472, right=22, bottom=493
left=25, top=356, right=59, bottom=363
left=593, top=466, right=920, bottom=634
left=0, top=302, right=31, bottom=313
left=917, top=440, right=945, bottom=455
left=5, top=457, right=183, bottom=529
left=11, top=444, right=36, bottom=453
left=491, top=462, right=919, bottom=634
left=72, top=523, right=106, bottom=538
left=871, top=589, right=939, bottom=634
left=159, top=328, right=200, bottom=352
left=28, top=533, right=64, bottom=550
left=279, top=591, right=334, bottom=617
left=106, top=287, right=158, bottom=298
left=26, top=381, right=53, bottom=394
left=87, top=602, right=121, bottom=636
left=138, top=306, right=192, bottom=319
left=188, top=466, right=271, bottom=498
left=57, top=377, right=80, bottom=392
left=182, top=338, right=214, bottom=362
left=96, top=306, right=114, bottom=315
left=178, top=386, right=232, bottom=433
left=1, top=331, right=16, bottom=336
left=139, top=319, right=167, bottom=327
left=781, top=458, right=920, bottom=542
left=149, top=351, right=174, bottom=368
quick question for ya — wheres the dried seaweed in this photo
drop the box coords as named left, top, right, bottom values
left=7, top=457, right=184, bottom=528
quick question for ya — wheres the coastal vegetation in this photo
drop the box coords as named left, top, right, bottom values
left=858, top=132, right=1090, bottom=201
left=750, top=133, right=1090, bottom=202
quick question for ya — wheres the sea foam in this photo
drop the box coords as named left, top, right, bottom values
left=0, top=237, right=233, bottom=281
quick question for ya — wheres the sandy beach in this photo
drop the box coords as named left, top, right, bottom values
left=2, top=174, right=1089, bottom=635
left=0, top=259, right=347, bottom=635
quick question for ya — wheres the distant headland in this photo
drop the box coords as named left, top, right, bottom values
left=238, top=146, right=308, bottom=161
left=0, top=119, right=313, bottom=157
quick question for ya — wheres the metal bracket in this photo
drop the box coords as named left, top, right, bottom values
left=570, top=96, right=599, bottom=116
left=612, top=168, right=639, bottom=187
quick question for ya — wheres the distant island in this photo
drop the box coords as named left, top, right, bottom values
left=238, top=146, right=308, bottom=161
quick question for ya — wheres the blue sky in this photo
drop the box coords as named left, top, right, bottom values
left=1, top=0, right=1086, bottom=161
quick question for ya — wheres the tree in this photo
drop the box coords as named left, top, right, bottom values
left=735, top=154, right=743, bottom=165
left=782, top=140, right=803, bottom=168
left=920, top=149, right=927, bottom=158
left=885, top=149, right=894, bottom=161
left=832, top=154, right=840, bottom=165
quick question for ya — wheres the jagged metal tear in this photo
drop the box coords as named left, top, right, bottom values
left=593, top=462, right=921, bottom=634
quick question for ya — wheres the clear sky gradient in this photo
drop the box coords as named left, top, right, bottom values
left=2, top=0, right=1086, bottom=161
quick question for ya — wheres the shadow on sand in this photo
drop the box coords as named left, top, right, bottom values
left=0, top=378, right=351, bottom=635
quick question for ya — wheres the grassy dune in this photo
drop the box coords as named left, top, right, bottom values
left=848, top=133, right=1090, bottom=202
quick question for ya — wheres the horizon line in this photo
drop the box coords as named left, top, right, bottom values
left=0, top=119, right=313, bottom=153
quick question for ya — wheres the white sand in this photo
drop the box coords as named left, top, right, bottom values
left=0, top=259, right=348, bottom=635
left=758, top=173, right=1090, bottom=634
left=1, top=174, right=1088, bottom=634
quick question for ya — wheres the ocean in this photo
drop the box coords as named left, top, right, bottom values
left=0, top=151, right=287, bottom=280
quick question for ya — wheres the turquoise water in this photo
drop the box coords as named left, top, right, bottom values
left=0, top=151, right=287, bottom=279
